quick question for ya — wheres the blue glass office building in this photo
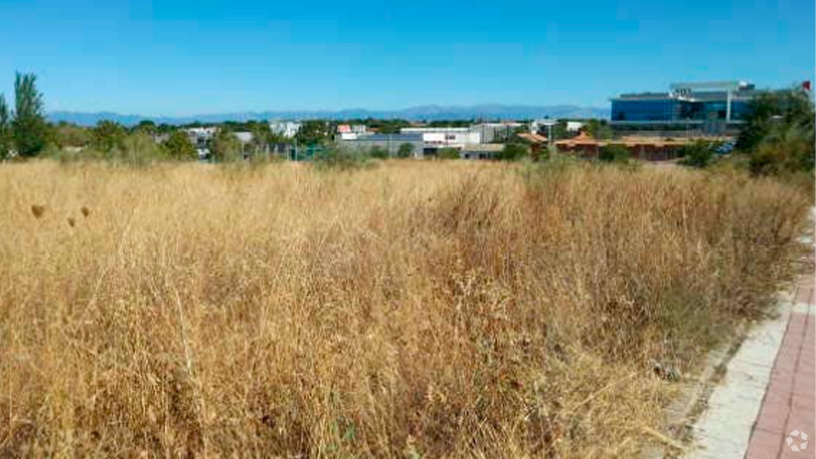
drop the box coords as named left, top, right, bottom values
left=610, top=81, right=759, bottom=134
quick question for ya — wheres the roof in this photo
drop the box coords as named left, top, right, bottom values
left=337, top=124, right=352, bottom=133
left=517, top=133, right=548, bottom=144
left=554, top=133, right=704, bottom=148
left=342, top=133, right=423, bottom=142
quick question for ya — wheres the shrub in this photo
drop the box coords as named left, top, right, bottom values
left=598, top=144, right=631, bottom=163
left=496, top=142, right=529, bottom=161
left=161, top=130, right=197, bottom=160
left=368, top=145, right=389, bottom=159
left=314, top=143, right=370, bottom=170
left=679, top=140, right=716, bottom=168
left=436, top=147, right=460, bottom=159
left=397, top=142, right=414, bottom=158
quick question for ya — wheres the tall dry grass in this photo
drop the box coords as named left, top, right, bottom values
left=0, top=160, right=810, bottom=457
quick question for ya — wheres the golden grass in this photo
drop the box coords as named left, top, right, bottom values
left=0, top=160, right=810, bottom=457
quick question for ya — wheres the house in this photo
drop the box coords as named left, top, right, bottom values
left=515, top=132, right=549, bottom=160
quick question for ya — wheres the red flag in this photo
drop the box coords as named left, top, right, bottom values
left=803, top=81, right=812, bottom=91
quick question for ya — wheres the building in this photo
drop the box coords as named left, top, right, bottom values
left=338, top=133, right=424, bottom=158
left=399, top=127, right=481, bottom=150
left=336, top=124, right=368, bottom=140
left=610, top=81, right=760, bottom=136
left=184, top=127, right=217, bottom=160
left=516, top=133, right=548, bottom=160
left=460, top=143, right=504, bottom=160
left=471, top=123, right=524, bottom=143
left=554, top=131, right=711, bottom=161
left=269, top=121, right=302, bottom=138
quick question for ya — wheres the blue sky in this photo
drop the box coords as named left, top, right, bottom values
left=0, top=0, right=813, bottom=116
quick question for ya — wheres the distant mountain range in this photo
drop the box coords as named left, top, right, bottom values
left=47, top=105, right=610, bottom=126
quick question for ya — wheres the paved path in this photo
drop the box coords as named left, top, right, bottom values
left=687, top=272, right=815, bottom=459
left=746, top=275, right=815, bottom=459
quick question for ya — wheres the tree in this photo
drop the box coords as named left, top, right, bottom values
left=584, top=119, right=613, bottom=140
left=295, top=120, right=330, bottom=145
left=496, top=143, right=529, bottom=161
left=736, top=88, right=814, bottom=175
left=12, top=72, right=48, bottom=157
left=133, top=120, right=158, bottom=135
left=397, top=142, right=415, bottom=158
left=161, top=130, right=197, bottom=160
left=91, top=120, right=127, bottom=152
left=0, top=94, right=11, bottom=159
left=211, top=129, right=242, bottom=162
left=54, top=122, right=91, bottom=148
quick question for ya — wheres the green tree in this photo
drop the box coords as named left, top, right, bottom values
left=12, top=72, right=48, bottom=157
left=397, top=142, right=414, bottom=158
left=0, top=94, right=11, bottom=159
left=584, top=119, right=613, bottom=140
left=133, top=120, right=158, bottom=135
left=296, top=120, right=330, bottom=145
left=496, top=143, right=529, bottom=161
left=736, top=88, right=814, bottom=175
left=161, top=130, right=197, bottom=160
left=92, top=120, right=127, bottom=152
left=211, top=129, right=242, bottom=162
left=54, top=122, right=91, bottom=148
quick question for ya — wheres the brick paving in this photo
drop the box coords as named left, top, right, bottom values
left=746, top=274, right=816, bottom=459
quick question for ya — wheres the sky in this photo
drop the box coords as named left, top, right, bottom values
left=0, top=0, right=813, bottom=116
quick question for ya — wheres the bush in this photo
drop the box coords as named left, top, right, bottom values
left=678, top=140, right=716, bottom=168
left=436, top=147, right=460, bottom=159
left=91, top=120, right=127, bottom=153
left=496, top=143, right=529, bottom=161
left=314, top=143, right=370, bottom=170
left=161, top=131, right=197, bottom=161
left=368, top=145, right=389, bottom=159
left=397, top=142, right=414, bottom=158
left=598, top=144, right=631, bottom=163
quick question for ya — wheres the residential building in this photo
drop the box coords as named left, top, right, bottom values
left=184, top=127, right=217, bottom=160
left=610, top=81, right=760, bottom=136
left=269, top=121, right=302, bottom=138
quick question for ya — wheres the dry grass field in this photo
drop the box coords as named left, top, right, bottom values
left=0, top=160, right=810, bottom=457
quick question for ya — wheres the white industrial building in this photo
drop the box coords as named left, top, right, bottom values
left=269, top=121, right=302, bottom=138
left=399, top=127, right=481, bottom=148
